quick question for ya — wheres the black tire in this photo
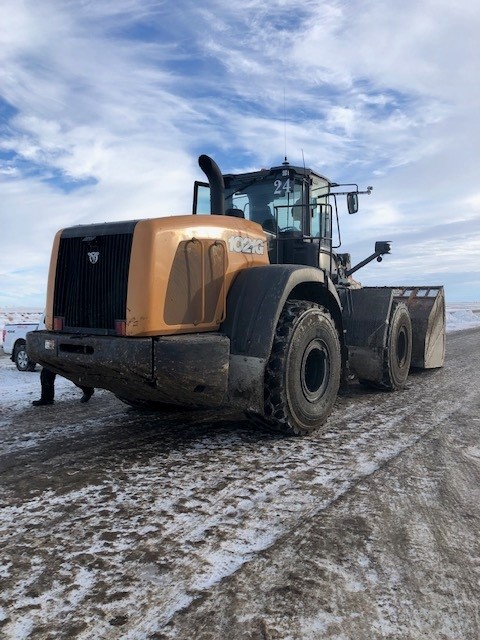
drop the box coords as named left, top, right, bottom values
left=260, top=300, right=341, bottom=436
left=381, top=302, right=412, bottom=389
left=14, top=342, right=36, bottom=372
left=358, top=303, right=412, bottom=391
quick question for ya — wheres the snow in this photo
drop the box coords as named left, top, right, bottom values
left=0, top=309, right=43, bottom=332
left=445, top=304, right=480, bottom=332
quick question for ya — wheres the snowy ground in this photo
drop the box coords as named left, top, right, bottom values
left=0, top=305, right=480, bottom=639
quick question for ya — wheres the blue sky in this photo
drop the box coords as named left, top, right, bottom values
left=1, top=0, right=479, bottom=307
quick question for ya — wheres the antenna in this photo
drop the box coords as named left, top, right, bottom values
left=283, top=88, right=288, bottom=163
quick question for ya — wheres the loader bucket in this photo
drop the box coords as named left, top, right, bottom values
left=393, top=286, right=445, bottom=369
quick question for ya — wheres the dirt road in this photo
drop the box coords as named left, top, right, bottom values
left=1, top=328, right=480, bottom=639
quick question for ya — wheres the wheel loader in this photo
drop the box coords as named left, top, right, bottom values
left=27, top=154, right=445, bottom=435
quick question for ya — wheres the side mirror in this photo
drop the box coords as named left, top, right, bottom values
left=192, top=181, right=211, bottom=215
left=347, top=192, right=359, bottom=214
left=375, top=241, right=391, bottom=255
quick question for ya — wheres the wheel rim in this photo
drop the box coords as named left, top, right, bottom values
left=17, top=350, right=28, bottom=369
left=300, top=339, right=330, bottom=402
left=396, top=326, right=408, bottom=367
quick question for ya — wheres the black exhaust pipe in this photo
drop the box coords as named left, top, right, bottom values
left=198, top=154, right=225, bottom=215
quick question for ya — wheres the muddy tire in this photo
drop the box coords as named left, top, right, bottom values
left=260, top=300, right=341, bottom=436
left=381, top=302, right=412, bottom=389
left=358, top=303, right=412, bottom=391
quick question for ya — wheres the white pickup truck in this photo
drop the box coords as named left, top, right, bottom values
left=2, top=315, right=45, bottom=371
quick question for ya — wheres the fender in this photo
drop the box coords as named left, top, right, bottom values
left=222, top=264, right=342, bottom=358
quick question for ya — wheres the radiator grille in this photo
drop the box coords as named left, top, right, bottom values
left=54, top=228, right=134, bottom=334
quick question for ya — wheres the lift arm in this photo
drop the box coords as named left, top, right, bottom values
left=346, top=241, right=391, bottom=277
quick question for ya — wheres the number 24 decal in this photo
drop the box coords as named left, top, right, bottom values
left=274, top=178, right=292, bottom=195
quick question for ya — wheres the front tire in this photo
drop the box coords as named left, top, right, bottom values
left=382, top=302, right=412, bottom=389
left=358, top=302, right=412, bottom=391
left=261, top=300, right=341, bottom=436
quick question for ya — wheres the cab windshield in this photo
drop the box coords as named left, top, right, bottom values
left=194, top=166, right=332, bottom=241
left=225, top=170, right=306, bottom=234
left=224, top=169, right=331, bottom=240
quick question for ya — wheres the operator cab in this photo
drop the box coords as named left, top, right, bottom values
left=194, top=158, right=365, bottom=279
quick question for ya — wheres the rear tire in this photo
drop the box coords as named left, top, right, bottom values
left=260, top=300, right=341, bottom=436
left=14, top=342, right=36, bottom=372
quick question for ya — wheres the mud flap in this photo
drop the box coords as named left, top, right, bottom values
left=393, top=286, right=445, bottom=368
left=339, top=287, right=394, bottom=384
